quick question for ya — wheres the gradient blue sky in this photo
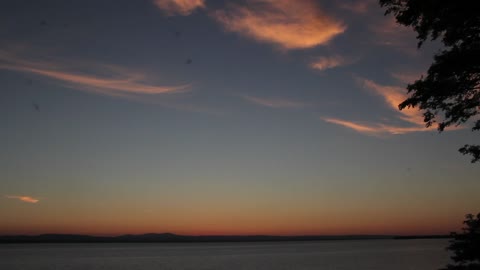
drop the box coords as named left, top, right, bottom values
left=1, top=0, right=479, bottom=236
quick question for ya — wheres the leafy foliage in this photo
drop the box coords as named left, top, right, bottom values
left=442, top=213, right=480, bottom=270
left=379, top=0, right=480, bottom=162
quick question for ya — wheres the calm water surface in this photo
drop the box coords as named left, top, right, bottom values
left=0, top=239, right=450, bottom=270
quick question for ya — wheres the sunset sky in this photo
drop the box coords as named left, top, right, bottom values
left=1, top=0, right=479, bottom=236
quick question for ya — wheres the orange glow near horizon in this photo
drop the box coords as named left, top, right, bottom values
left=0, top=206, right=466, bottom=236
left=1, top=1, right=479, bottom=243
left=1, top=180, right=473, bottom=237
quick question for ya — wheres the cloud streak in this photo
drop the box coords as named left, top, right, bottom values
left=339, top=0, right=375, bottom=14
left=323, top=77, right=434, bottom=135
left=153, top=0, right=205, bottom=16
left=323, top=117, right=428, bottom=136
left=369, top=16, right=418, bottom=55
left=213, top=0, right=345, bottom=50
left=242, top=95, right=306, bottom=109
left=391, top=71, right=423, bottom=85
left=6, top=195, right=39, bottom=203
left=358, top=78, right=425, bottom=126
left=0, top=50, right=190, bottom=100
left=310, top=55, right=347, bottom=71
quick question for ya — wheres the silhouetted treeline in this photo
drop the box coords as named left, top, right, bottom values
left=394, top=235, right=452, bottom=240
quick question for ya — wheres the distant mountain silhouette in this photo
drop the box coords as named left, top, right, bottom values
left=0, top=233, right=450, bottom=243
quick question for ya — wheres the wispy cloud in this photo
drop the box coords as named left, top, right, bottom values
left=153, top=0, right=206, bottom=16
left=323, top=77, right=434, bottom=135
left=369, top=16, right=418, bottom=55
left=323, top=118, right=380, bottom=134
left=322, top=117, right=427, bottom=136
left=310, top=55, right=347, bottom=71
left=0, top=50, right=190, bottom=100
left=391, top=71, right=423, bottom=85
left=339, top=0, right=375, bottom=14
left=212, top=0, right=345, bottom=50
left=242, top=95, right=306, bottom=109
left=357, top=77, right=425, bottom=126
left=6, top=195, right=40, bottom=203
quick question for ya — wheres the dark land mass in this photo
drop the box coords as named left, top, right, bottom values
left=0, top=233, right=451, bottom=243
left=393, top=235, right=452, bottom=240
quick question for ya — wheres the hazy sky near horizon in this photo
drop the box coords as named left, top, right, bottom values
left=1, top=0, right=479, bottom=236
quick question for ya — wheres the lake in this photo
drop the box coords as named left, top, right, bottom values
left=0, top=239, right=450, bottom=270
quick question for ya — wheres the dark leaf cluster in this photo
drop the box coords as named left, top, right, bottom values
left=379, top=0, right=480, bottom=162
left=441, top=213, right=480, bottom=270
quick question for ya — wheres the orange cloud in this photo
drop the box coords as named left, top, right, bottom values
left=357, top=77, right=425, bottom=126
left=153, top=0, right=205, bottom=16
left=324, top=77, right=466, bottom=135
left=242, top=95, right=306, bottom=108
left=339, top=0, right=375, bottom=14
left=6, top=195, right=39, bottom=203
left=0, top=50, right=190, bottom=99
left=213, top=0, right=345, bottom=50
left=310, top=55, right=346, bottom=71
left=391, top=71, right=423, bottom=85
left=370, top=16, right=418, bottom=55
left=322, top=118, right=380, bottom=134
left=323, top=77, right=437, bottom=135
left=323, top=117, right=428, bottom=136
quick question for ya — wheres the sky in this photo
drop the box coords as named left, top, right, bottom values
left=0, top=0, right=479, bottom=236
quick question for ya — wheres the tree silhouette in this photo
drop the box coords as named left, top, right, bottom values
left=442, top=213, right=480, bottom=270
left=379, top=0, right=480, bottom=163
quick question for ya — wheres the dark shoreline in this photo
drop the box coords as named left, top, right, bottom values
left=0, top=233, right=451, bottom=243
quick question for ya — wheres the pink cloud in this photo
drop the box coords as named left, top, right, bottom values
left=310, top=55, right=347, bottom=71
left=0, top=50, right=190, bottom=99
left=339, top=0, right=375, bottom=14
left=357, top=77, right=425, bottom=126
left=322, top=118, right=381, bottom=134
left=242, top=95, right=306, bottom=109
left=212, top=0, right=345, bottom=50
left=390, top=71, right=423, bottom=85
left=369, top=16, right=418, bottom=55
left=153, top=0, right=206, bottom=16
left=323, top=117, right=428, bottom=136
left=322, top=77, right=444, bottom=136
left=6, top=195, right=40, bottom=203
